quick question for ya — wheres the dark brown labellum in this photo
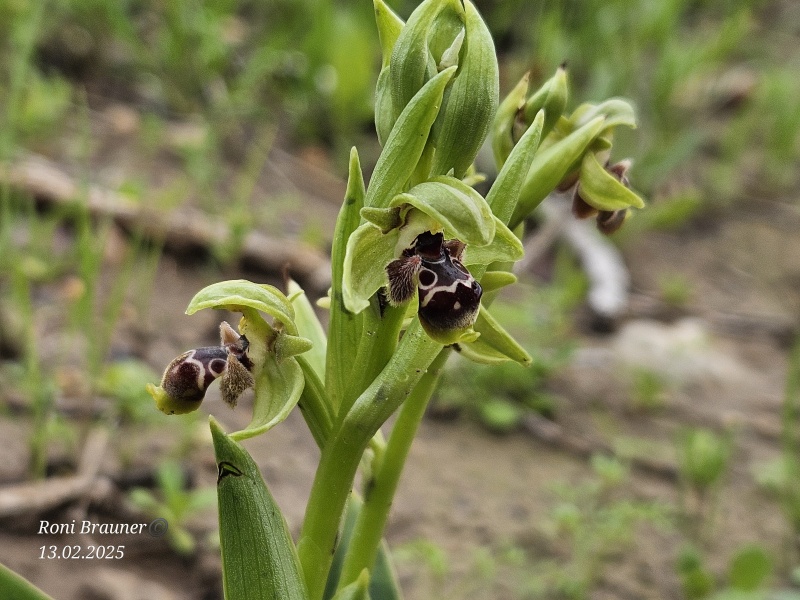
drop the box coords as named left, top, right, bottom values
left=385, top=231, right=482, bottom=337
left=162, top=346, right=229, bottom=405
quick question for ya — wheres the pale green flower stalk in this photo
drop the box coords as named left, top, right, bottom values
left=146, top=1, right=646, bottom=599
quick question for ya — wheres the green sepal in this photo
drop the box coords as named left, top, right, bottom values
left=229, top=350, right=305, bottom=441
left=374, top=0, right=404, bottom=69
left=479, top=271, right=517, bottom=293
left=456, top=305, right=531, bottom=365
left=287, top=279, right=327, bottom=381
left=187, top=279, right=297, bottom=336
left=210, top=418, right=310, bottom=600
left=491, top=72, right=529, bottom=168
left=360, top=206, right=402, bottom=233
left=342, top=222, right=401, bottom=314
left=510, top=115, right=607, bottom=229
left=430, top=0, right=499, bottom=179
left=487, top=109, right=544, bottom=225
left=392, top=176, right=495, bottom=246
left=462, top=216, right=523, bottom=266
left=578, top=153, right=645, bottom=212
left=373, top=0, right=404, bottom=147
left=366, top=66, right=457, bottom=208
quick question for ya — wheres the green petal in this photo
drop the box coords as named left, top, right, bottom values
left=456, top=305, right=531, bottom=365
left=360, top=206, right=402, bottom=233
left=187, top=279, right=297, bottom=336
left=479, top=271, right=517, bottom=293
left=462, top=216, right=523, bottom=266
left=392, top=176, right=495, bottom=246
left=210, top=418, right=309, bottom=600
left=342, top=223, right=399, bottom=314
left=578, top=153, right=645, bottom=211
left=229, top=350, right=305, bottom=441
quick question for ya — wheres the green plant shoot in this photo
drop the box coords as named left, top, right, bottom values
left=146, top=0, right=645, bottom=597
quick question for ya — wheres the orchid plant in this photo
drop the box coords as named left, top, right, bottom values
left=146, top=0, right=645, bottom=598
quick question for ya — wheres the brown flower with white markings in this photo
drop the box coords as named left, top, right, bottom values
left=148, top=322, right=254, bottom=415
left=386, top=231, right=482, bottom=345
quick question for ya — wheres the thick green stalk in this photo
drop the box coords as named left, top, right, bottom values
left=298, top=320, right=441, bottom=600
left=336, top=349, right=449, bottom=590
left=338, top=301, right=407, bottom=421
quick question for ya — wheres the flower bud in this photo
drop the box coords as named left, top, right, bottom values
left=522, top=63, right=568, bottom=140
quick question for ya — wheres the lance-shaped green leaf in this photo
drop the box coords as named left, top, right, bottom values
left=373, top=0, right=404, bottom=145
left=288, top=279, right=327, bottom=381
left=577, top=153, right=645, bottom=212
left=0, top=563, right=54, bottom=600
left=430, top=0, right=499, bottom=179
left=492, top=72, right=529, bottom=168
left=455, top=305, right=531, bottom=365
left=374, top=0, right=404, bottom=69
left=328, top=149, right=366, bottom=410
left=210, top=418, right=309, bottom=600
left=187, top=279, right=297, bottom=336
left=365, top=66, right=456, bottom=208
left=523, top=64, right=568, bottom=140
left=510, top=115, right=607, bottom=229
left=389, top=0, right=463, bottom=120
left=229, top=340, right=305, bottom=441
left=487, top=109, right=544, bottom=225
left=390, top=177, right=495, bottom=246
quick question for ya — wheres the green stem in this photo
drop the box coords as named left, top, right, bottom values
left=338, top=301, right=406, bottom=422
left=336, top=349, right=449, bottom=590
left=298, top=320, right=441, bottom=600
